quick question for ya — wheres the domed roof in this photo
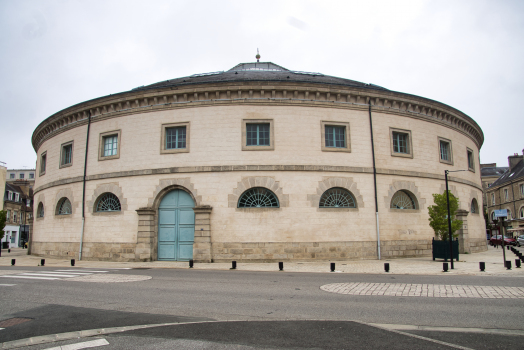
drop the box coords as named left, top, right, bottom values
left=131, top=62, right=389, bottom=92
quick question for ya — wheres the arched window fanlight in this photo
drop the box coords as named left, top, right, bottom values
left=470, top=199, right=478, bottom=214
left=238, top=187, right=279, bottom=208
left=37, top=202, right=44, bottom=218
left=57, top=198, right=72, bottom=215
left=96, top=193, right=121, bottom=212
left=319, top=188, right=356, bottom=208
left=390, top=190, right=417, bottom=210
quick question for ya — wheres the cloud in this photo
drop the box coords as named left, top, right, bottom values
left=287, top=16, right=308, bottom=31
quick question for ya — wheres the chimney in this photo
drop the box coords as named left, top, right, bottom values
left=508, top=152, right=524, bottom=170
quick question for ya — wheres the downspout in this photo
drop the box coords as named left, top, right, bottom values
left=79, top=111, right=91, bottom=260
left=368, top=99, right=381, bottom=260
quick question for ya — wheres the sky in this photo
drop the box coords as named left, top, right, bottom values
left=0, top=0, right=523, bottom=170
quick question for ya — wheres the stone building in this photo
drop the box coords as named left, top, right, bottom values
left=30, top=60, right=487, bottom=262
left=6, top=169, right=36, bottom=184
left=2, top=182, right=33, bottom=248
left=480, top=163, right=507, bottom=214
left=0, top=163, right=6, bottom=211
left=485, top=152, right=524, bottom=237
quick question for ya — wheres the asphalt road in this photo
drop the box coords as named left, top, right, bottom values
left=0, top=267, right=523, bottom=349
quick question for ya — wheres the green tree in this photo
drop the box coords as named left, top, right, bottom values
left=428, top=191, right=463, bottom=240
left=0, top=210, right=5, bottom=242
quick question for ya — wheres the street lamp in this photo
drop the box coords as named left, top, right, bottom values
left=445, top=169, right=466, bottom=269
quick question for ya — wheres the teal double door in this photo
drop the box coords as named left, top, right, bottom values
left=158, top=190, right=195, bottom=261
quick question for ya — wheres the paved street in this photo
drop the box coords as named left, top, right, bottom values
left=0, top=261, right=523, bottom=349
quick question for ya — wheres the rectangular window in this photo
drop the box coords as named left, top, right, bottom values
left=19, top=173, right=24, bottom=179
left=504, top=188, right=509, bottom=201
left=389, top=128, right=412, bottom=158
left=246, top=123, right=270, bottom=146
left=60, top=142, right=73, bottom=167
left=13, top=212, right=17, bottom=223
left=492, top=193, right=495, bottom=205
left=6, top=211, right=10, bottom=220
left=99, top=130, right=121, bottom=160
left=242, top=119, right=274, bottom=151
left=29, top=173, right=34, bottom=179
left=161, top=122, right=190, bottom=154
left=8, top=191, right=13, bottom=200
left=166, top=126, right=187, bottom=149
left=325, top=126, right=346, bottom=148
left=40, top=151, right=47, bottom=175
left=393, top=132, right=408, bottom=153
left=438, top=137, right=453, bottom=165
left=467, top=149, right=474, bottom=171
left=9, top=173, right=15, bottom=179
left=15, top=193, right=19, bottom=202
left=520, top=183, right=524, bottom=197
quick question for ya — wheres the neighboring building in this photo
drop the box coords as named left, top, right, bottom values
left=2, top=181, right=33, bottom=248
left=485, top=152, right=524, bottom=238
left=6, top=169, right=36, bottom=185
left=0, top=162, right=6, bottom=211
left=480, top=163, right=508, bottom=214
left=31, top=60, right=486, bottom=262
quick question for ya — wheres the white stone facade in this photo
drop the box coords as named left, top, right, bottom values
left=30, top=63, right=486, bottom=261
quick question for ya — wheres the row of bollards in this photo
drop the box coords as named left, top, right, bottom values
left=225, top=261, right=394, bottom=273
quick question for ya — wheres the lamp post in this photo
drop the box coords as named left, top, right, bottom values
left=445, top=170, right=466, bottom=269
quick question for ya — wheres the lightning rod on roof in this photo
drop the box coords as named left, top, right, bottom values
left=256, top=48, right=260, bottom=63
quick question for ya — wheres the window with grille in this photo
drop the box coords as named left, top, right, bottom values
left=96, top=193, right=121, bottom=212
left=392, top=132, right=409, bottom=154
left=246, top=124, right=270, bottom=146
left=103, top=135, right=118, bottom=156
left=57, top=198, right=72, bottom=215
left=390, top=190, right=417, bottom=210
left=166, top=126, right=186, bottom=149
left=238, top=187, right=279, bottom=208
left=325, top=126, right=346, bottom=148
left=319, top=188, right=356, bottom=208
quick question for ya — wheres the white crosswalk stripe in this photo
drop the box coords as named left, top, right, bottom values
left=0, top=269, right=109, bottom=282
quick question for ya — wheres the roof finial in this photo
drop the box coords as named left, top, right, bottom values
left=256, top=48, right=260, bottom=63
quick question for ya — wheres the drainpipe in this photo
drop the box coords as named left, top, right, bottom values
left=79, top=111, right=91, bottom=260
left=368, top=99, right=381, bottom=260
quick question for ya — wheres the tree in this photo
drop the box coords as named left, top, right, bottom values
left=428, top=191, right=462, bottom=240
left=0, top=210, right=6, bottom=256
left=484, top=210, right=492, bottom=231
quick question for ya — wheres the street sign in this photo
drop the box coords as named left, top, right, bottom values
left=494, top=209, right=508, bottom=218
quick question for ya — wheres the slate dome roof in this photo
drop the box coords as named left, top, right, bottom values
left=131, top=62, right=389, bottom=92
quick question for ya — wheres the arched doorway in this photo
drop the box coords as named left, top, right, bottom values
left=158, top=190, right=195, bottom=261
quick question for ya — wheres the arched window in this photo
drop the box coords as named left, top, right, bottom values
left=57, top=198, right=72, bottom=215
left=96, top=193, right=121, bottom=212
left=470, top=199, right=478, bottom=214
left=238, top=187, right=279, bottom=208
left=37, top=202, right=44, bottom=218
left=520, top=207, right=524, bottom=219
left=319, top=188, right=356, bottom=208
left=390, top=190, right=417, bottom=210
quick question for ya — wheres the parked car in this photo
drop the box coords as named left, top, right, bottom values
left=489, top=235, right=518, bottom=246
left=517, top=235, right=524, bottom=247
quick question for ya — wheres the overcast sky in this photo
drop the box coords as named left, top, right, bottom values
left=0, top=0, right=522, bottom=170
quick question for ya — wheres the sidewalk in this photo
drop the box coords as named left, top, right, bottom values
left=0, top=246, right=523, bottom=276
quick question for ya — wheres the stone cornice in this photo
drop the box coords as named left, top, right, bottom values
left=32, top=82, right=484, bottom=152
left=33, top=164, right=482, bottom=194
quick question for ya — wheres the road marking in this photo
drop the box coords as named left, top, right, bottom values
left=54, top=270, right=108, bottom=273
left=0, top=275, right=61, bottom=280
left=369, top=323, right=524, bottom=336
left=51, top=271, right=93, bottom=275
left=43, top=338, right=109, bottom=350
left=0, top=284, right=16, bottom=286
left=320, top=282, right=524, bottom=298
left=20, top=273, right=84, bottom=278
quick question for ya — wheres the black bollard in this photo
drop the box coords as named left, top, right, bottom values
left=506, top=261, right=512, bottom=270
left=384, top=263, right=390, bottom=273
left=40, top=259, right=45, bottom=266
left=278, top=262, right=283, bottom=271
left=8, top=249, right=10, bottom=253
left=330, top=263, right=335, bottom=272
left=71, top=259, right=75, bottom=266
left=507, top=246, right=510, bottom=251
left=231, top=261, right=236, bottom=270
left=189, top=259, right=194, bottom=268
left=479, top=262, right=485, bottom=272
left=11, top=259, right=15, bottom=266
left=516, top=259, right=521, bottom=268
left=443, top=262, right=449, bottom=272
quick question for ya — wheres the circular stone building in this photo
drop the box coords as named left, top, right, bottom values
left=30, top=61, right=486, bottom=262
